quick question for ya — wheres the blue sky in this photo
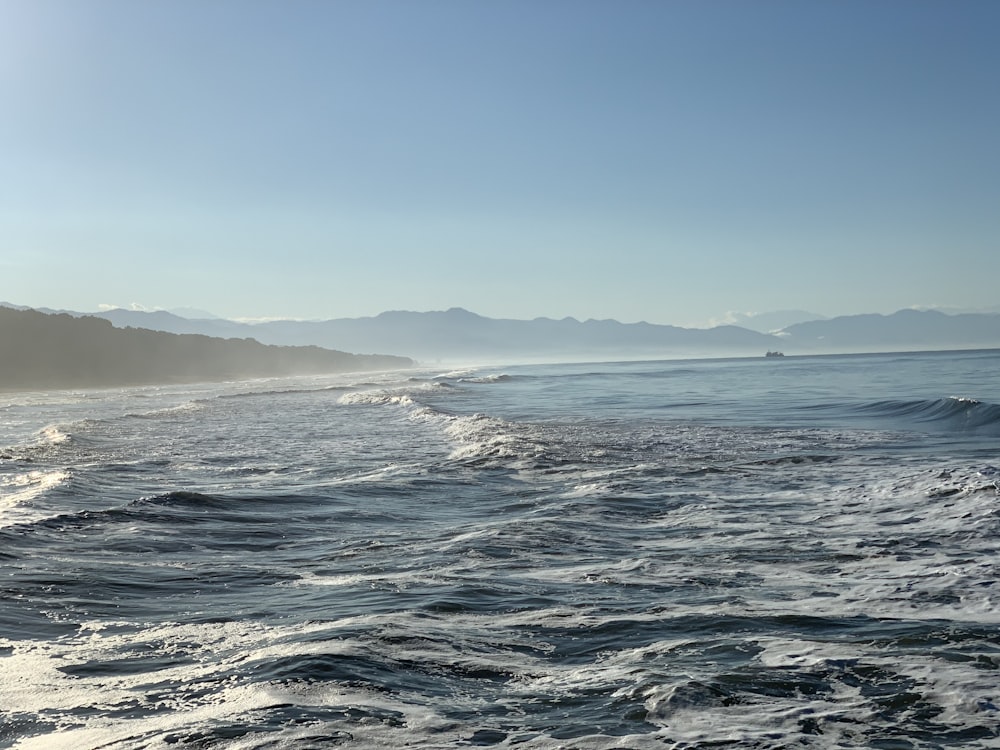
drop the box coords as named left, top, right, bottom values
left=2, top=0, right=998, bottom=326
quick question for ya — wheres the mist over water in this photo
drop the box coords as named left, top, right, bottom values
left=1, top=350, right=999, bottom=748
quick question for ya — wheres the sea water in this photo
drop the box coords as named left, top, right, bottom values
left=1, top=350, right=999, bottom=748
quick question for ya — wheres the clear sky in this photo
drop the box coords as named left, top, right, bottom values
left=2, top=0, right=998, bottom=326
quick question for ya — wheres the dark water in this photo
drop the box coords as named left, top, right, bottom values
left=2, top=350, right=999, bottom=748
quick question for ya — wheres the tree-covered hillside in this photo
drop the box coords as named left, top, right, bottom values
left=0, top=307, right=412, bottom=390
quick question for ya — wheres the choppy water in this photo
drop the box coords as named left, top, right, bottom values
left=2, top=350, right=999, bottom=749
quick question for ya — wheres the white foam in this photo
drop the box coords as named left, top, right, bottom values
left=337, top=379, right=456, bottom=409
left=0, top=618, right=374, bottom=749
left=338, top=390, right=416, bottom=407
left=36, top=424, right=70, bottom=445
left=0, top=469, right=69, bottom=520
left=434, top=369, right=476, bottom=379
left=459, top=373, right=513, bottom=383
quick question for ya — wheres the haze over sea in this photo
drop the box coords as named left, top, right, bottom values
left=2, top=349, right=999, bottom=748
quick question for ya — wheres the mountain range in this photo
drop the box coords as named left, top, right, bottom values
left=5, top=303, right=998, bottom=363
left=79, top=307, right=780, bottom=361
left=0, top=306, right=412, bottom=391
left=775, top=309, right=1000, bottom=352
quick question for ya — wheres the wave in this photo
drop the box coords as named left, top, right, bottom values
left=129, top=490, right=341, bottom=519
left=37, top=424, right=71, bottom=445
left=852, top=397, right=1000, bottom=432
left=439, top=413, right=552, bottom=466
left=338, top=391, right=418, bottom=407
left=433, top=369, right=477, bottom=379
left=132, top=490, right=232, bottom=511
left=334, top=378, right=887, bottom=475
left=337, top=381, right=454, bottom=408
left=0, top=423, right=79, bottom=463
left=216, top=384, right=353, bottom=401
left=337, top=381, right=564, bottom=469
left=0, top=470, right=70, bottom=521
left=1, top=489, right=306, bottom=540
left=794, top=396, right=1000, bottom=435
left=124, top=401, right=206, bottom=419
left=457, top=374, right=515, bottom=384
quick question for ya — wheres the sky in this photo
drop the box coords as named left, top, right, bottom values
left=2, top=0, right=998, bottom=327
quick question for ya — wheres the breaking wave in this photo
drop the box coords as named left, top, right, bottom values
left=853, top=396, right=1000, bottom=432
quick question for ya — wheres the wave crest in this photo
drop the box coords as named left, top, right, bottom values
left=855, top=397, right=1000, bottom=432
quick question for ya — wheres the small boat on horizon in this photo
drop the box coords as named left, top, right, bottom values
left=765, top=350, right=785, bottom=358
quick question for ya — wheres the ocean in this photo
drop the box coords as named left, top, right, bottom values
left=2, top=349, right=999, bottom=749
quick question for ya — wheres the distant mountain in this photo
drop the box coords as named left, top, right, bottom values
left=7, top=303, right=998, bottom=364
left=911, top=305, right=1000, bottom=316
left=724, top=310, right=827, bottom=333
left=0, top=307, right=412, bottom=391
left=777, top=309, right=1000, bottom=351
left=87, top=306, right=783, bottom=361
left=96, top=307, right=250, bottom=336
left=1, top=301, right=81, bottom=316
left=167, top=306, right=222, bottom=319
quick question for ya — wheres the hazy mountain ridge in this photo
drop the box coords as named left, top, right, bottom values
left=4, top=304, right=1000, bottom=368
left=83, top=306, right=783, bottom=360
left=718, top=310, right=827, bottom=333
left=86, top=306, right=1000, bottom=359
left=777, top=309, right=1000, bottom=351
left=0, top=307, right=412, bottom=391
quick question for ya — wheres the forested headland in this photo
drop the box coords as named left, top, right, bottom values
left=0, top=307, right=412, bottom=391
